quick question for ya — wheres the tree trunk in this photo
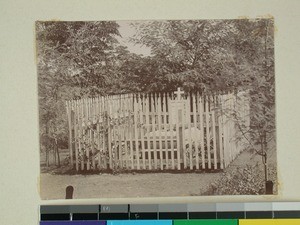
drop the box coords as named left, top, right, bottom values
left=46, top=149, right=49, bottom=167
left=260, top=131, right=268, bottom=194
left=55, top=138, right=61, bottom=167
left=45, top=123, right=50, bottom=167
left=53, top=144, right=57, bottom=165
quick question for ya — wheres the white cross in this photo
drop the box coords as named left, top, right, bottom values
left=174, top=87, right=184, bottom=100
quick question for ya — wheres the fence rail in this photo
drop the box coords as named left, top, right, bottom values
left=66, top=88, right=250, bottom=172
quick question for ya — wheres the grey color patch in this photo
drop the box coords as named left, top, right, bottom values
left=244, top=202, right=273, bottom=211
left=130, top=204, right=159, bottom=212
left=188, top=203, right=217, bottom=212
left=70, top=205, right=99, bottom=213
left=40, top=205, right=71, bottom=214
left=159, top=204, right=188, bottom=212
left=272, top=202, right=300, bottom=211
left=216, top=203, right=245, bottom=211
left=101, top=204, right=128, bottom=213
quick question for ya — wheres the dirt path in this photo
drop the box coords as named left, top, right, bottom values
left=40, top=172, right=221, bottom=200
left=40, top=148, right=276, bottom=200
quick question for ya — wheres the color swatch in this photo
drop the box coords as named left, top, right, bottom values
left=39, top=202, right=300, bottom=224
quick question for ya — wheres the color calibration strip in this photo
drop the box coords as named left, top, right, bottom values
left=40, top=202, right=300, bottom=225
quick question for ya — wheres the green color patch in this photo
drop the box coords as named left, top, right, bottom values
left=174, top=219, right=238, bottom=225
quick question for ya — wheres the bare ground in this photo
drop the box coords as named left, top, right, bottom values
left=40, top=172, right=222, bottom=200
left=39, top=147, right=277, bottom=200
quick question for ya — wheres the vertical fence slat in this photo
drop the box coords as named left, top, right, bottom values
left=229, top=92, right=233, bottom=163
left=222, top=93, right=226, bottom=168
left=233, top=93, right=237, bottom=158
left=204, top=96, right=210, bottom=169
left=223, top=93, right=229, bottom=167
left=100, top=97, right=104, bottom=169
left=70, top=101, right=74, bottom=170
left=76, top=100, right=80, bottom=170
left=102, top=96, right=107, bottom=169
left=112, top=96, right=117, bottom=169
left=175, top=104, right=181, bottom=170
left=118, top=95, right=123, bottom=169
left=74, top=101, right=79, bottom=171
left=91, top=98, right=96, bottom=170
left=187, top=93, right=193, bottom=170
left=129, top=94, right=134, bottom=169
left=122, top=95, right=128, bottom=170
left=140, top=94, right=146, bottom=169
left=157, top=93, right=163, bottom=170
left=134, top=94, right=140, bottom=170
left=78, top=100, right=81, bottom=171
left=145, top=94, right=151, bottom=170
left=66, top=101, right=73, bottom=169
left=76, top=100, right=80, bottom=171
left=90, top=99, right=94, bottom=170
left=125, top=95, right=130, bottom=169
left=107, top=98, right=113, bottom=169
left=117, top=96, right=121, bottom=168
left=90, top=98, right=93, bottom=170
left=229, top=93, right=233, bottom=163
left=168, top=93, right=175, bottom=169
left=198, top=94, right=205, bottom=169
left=230, top=92, right=233, bottom=163
left=91, top=99, right=95, bottom=170
left=238, top=92, right=241, bottom=154
left=111, top=97, right=115, bottom=169
left=178, top=103, right=185, bottom=169
left=79, top=100, right=84, bottom=170
left=163, top=92, right=169, bottom=169
left=101, top=96, right=106, bottom=169
left=231, top=93, right=234, bottom=162
left=211, top=95, right=218, bottom=170
left=152, top=93, right=158, bottom=169
left=96, top=98, right=101, bottom=169
left=233, top=93, right=237, bottom=159
left=192, top=93, right=199, bottom=170
left=182, top=104, right=187, bottom=169
left=218, top=94, right=224, bottom=169
left=85, top=99, right=89, bottom=170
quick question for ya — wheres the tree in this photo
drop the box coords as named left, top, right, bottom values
left=36, top=21, right=122, bottom=167
left=130, top=20, right=240, bottom=92
left=131, top=19, right=276, bottom=192
left=232, top=19, right=275, bottom=192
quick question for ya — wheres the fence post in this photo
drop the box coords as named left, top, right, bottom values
left=66, top=101, right=73, bottom=169
left=78, top=100, right=82, bottom=171
left=173, top=88, right=185, bottom=170
left=107, top=100, right=113, bottom=169
left=178, top=109, right=184, bottom=169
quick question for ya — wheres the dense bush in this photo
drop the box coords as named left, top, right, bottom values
left=203, top=163, right=277, bottom=195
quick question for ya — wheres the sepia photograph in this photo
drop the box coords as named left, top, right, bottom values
left=36, top=19, right=277, bottom=199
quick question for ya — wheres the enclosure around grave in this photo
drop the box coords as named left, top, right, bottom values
left=66, top=88, right=250, bottom=172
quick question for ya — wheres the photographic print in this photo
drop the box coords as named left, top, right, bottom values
left=36, top=19, right=277, bottom=199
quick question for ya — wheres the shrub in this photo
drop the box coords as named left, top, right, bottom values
left=203, top=163, right=277, bottom=195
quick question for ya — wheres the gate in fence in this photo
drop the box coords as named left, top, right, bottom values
left=66, top=88, right=250, bottom=172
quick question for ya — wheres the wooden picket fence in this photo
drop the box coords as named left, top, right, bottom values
left=66, top=88, right=250, bottom=172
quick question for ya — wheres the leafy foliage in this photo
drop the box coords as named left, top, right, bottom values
left=202, top=163, right=277, bottom=195
left=37, top=21, right=124, bottom=166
